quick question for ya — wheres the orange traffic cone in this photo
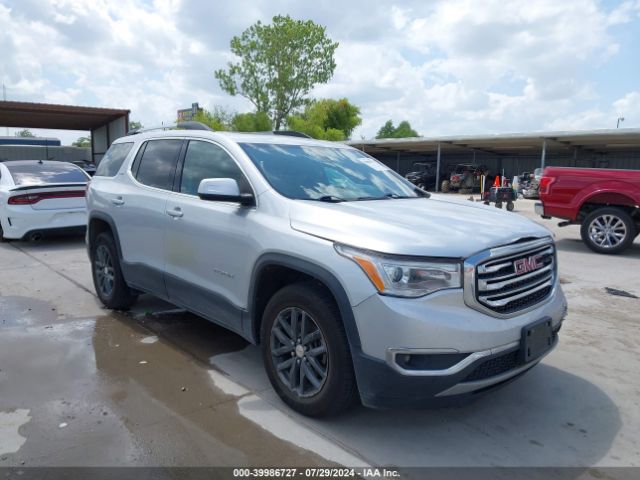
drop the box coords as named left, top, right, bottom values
left=493, top=175, right=501, bottom=188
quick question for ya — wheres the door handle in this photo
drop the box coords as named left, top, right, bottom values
left=167, top=207, right=183, bottom=218
left=111, top=197, right=125, bottom=206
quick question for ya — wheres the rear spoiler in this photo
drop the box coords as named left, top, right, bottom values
left=10, top=182, right=88, bottom=192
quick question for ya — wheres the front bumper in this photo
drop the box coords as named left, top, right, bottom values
left=353, top=332, right=559, bottom=409
left=351, top=286, right=567, bottom=408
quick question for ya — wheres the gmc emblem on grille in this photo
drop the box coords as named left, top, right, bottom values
left=513, top=255, right=543, bottom=275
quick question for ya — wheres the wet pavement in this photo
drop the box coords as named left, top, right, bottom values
left=1, top=199, right=639, bottom=470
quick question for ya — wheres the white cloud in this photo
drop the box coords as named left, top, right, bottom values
left=0, top=0, right=639, bottom=144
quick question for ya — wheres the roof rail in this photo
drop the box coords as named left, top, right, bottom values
left=127, top=121, right=214, bottom=136
left=271, top=130, right=312, bottom=138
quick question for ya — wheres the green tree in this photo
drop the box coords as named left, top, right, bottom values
left=394, top=120, right=419, bottom=138
left=215, top=15, right=339, bottom=130
left=15, top=129, right=34, bottom=137
left=129, top=120, right=143, bottom=131
left=375, top=120, right=396, bottom=139
left=231, top=111, right=272, bottom=132
left=192, top=107, right=233, bottom=131
left=375, top=120, right=419, bottom=139
left=287, top=98, right=361, bottom=140
left=72, top=136, right=91, bottom=147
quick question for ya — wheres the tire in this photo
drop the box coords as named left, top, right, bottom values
left=495, top=202, right=503, bottom=209
left=580, top=207, right=636, bottom=254
left=261, top=282, right=358, bottom=417
left=441, top=180, right=450, bottom=193
left=91, top=232, right=137, bottom=309
left=506, top=201, right=515, bottom=212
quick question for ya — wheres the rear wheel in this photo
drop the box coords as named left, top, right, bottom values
left=261, top=282, right=358, bottom=417
left=506, top=201, right=515, bottom=212
left=91, top=232, right=137, bottom=309
left=581, top=207, right=635, bottom=254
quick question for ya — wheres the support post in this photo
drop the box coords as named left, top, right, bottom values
left=541, top=139, right=547, bottom=171
left=435, top=143, right=442, bottom=192
left=396, top=151, right=400, bottom=173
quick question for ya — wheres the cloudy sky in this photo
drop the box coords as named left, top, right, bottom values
left=1, top=0, right=639, bottom=145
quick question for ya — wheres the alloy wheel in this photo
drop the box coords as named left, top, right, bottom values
left=94, top=244, right=115, bottom=297
left=270, top=307, right=328, bottom=398
left=588, top=214, right=627, bottom=249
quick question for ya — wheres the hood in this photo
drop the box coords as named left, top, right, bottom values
left=290, top=195, right=551, bottom=258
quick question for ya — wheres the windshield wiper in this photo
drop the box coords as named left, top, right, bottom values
left=312, top=195, right=346, bottom=203
left=355, top=195, right=390, bottom=201
left=356, top=193, right=420, bottom=200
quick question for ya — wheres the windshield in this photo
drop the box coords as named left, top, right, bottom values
left=240, top=143, right=420, bottom=201
left=6, top=162, right=89, bottom=186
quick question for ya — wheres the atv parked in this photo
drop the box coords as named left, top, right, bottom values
left=405, top=162, right=438, bottom=190
left=441, top=164, right=490, bottom=193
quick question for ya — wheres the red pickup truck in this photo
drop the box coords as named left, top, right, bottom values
left=536, top=167, right=640, bottom=254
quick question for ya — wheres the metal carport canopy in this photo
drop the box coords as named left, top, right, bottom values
left=0, top=101, right=129, bottom=130
left=0, top=101, right=130, bottom=164
left=348, top=128, right=640, bottom=155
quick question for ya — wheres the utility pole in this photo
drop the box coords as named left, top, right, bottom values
left=2, top=82, right=8, bottom=135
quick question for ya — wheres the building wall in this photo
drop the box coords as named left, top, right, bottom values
left=369, top=149, right=640, bottom=180
left=0, top=137, right=61, bottom=146
left=0, top=145, right=91, bottom=163
left=91, top=114, right=129, bottom=164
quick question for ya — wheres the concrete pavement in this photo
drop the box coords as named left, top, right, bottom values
left=0, top=198, right=638, bottom=470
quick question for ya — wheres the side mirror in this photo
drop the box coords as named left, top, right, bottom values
left=197, top=178, right=254, bottom=206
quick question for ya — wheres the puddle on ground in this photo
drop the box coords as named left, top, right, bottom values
left=0, top=296, right=58, bottom=328
left=129, top=308, right=250, bottom=364
left=0, top=305, right=345, bottom=466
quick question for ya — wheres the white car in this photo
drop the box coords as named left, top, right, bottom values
left=0, top=160, right=90, bottom=241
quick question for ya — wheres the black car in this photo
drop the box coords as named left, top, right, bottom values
left=405, top=162, right=437, bottom=190
left=71, top=160, right=97, bottom=176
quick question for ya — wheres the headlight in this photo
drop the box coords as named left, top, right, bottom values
left=335, top=244, right=462, bottom=298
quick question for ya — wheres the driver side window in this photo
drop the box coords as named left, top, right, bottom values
left=180, top=140, right=250, bottom=196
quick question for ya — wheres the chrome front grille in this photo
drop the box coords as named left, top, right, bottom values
left=464, top=238, right=556, bottom=317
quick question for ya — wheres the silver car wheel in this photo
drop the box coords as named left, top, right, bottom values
left=94, top=244, right=115, bottom=297
left=270, top=307, right=328, bottom=398
left=588, top=214, right=627, bottom=249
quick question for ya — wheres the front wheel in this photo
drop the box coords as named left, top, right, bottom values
left=91, top=232, right=137, bottom=309
left=580, top=207, right=635, bottom=254
left=441, top=180, right=450, bottom=193
left=261, top=282, right=358, bottom=417
left=506, top=201, right=515, bottom=212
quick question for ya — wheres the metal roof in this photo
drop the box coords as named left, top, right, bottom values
left=348, top=128, right=640, bottom=155
left=0, top=101, right=129, bottom=130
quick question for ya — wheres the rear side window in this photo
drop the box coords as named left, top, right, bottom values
left=134, top=139, right=183, bottom=190
left=6, top=162, right=89, bottom=186
left=95, top=142, right=134, bottom=177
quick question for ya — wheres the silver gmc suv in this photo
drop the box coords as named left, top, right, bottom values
left=86, top=124, right=567, bottom=417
